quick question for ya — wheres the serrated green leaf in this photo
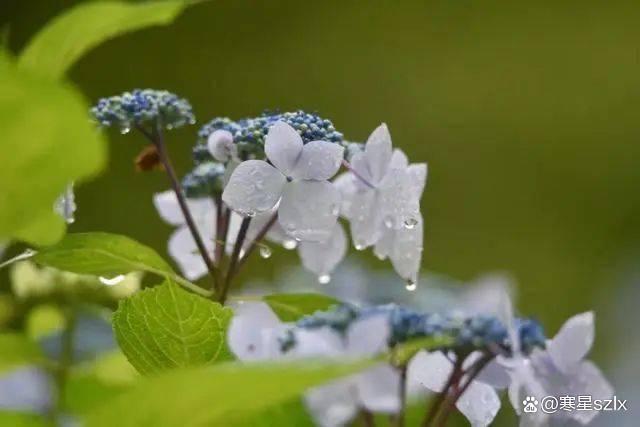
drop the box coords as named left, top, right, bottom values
left=33, top=232, right=209, bottom=296
left=85, top=359, right=373, bottom=427
left=113, top=281, right=232, bottom=375
left=0, top=54, right=106, bottom=245
left=18, top=1, right=193, bottom=79
left=262, top=293, right=341, bottom=322
left=0, top=334, right=44, bottom=374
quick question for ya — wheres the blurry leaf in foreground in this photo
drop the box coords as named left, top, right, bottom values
left=113, top=281, right=232, bottom=375
left=26, top=305, right=66, bottom=341
left=0, top=334, right=44, bottom=374
left=0, top=54, right=106, bottom=245
left=228, top=398, right=314, bottom=426
left=33, top=232, right=208, bottom=296
left=86, top=359, right=373, bottom=427
left=18, top=0, right=194, bottom=79
left=0, top=411, right=46, bottom=427
left=261, top=293, right=342, bottom=322
left=389, top=335, right=455, bottom=366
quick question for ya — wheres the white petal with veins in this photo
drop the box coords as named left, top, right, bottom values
left=264, top=121, right=303, bottom=176
left=298, top=223, right=347, bottom=276
left=364, top=123, right=393, bottom=183
left=291, top=140, right=344, bottom=181
left=222, top=160, right=286, bottom=216
left=547, top=312, right=594, bottom=373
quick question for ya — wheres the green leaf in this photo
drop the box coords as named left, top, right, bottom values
left=0, top=54, right=106, bottom=245
left=33, top=232, right=209, bottom=296
left=0, top=334, right=44, bottom=374
left=0, top=412, right=46, bottom=427
left=262, top=293, right=341, bottom=322
left=18, top=1, right=194, bottom=79
left=65, top=374, right=129, bottom=414
left=113, top=281, right=232, bottom=375
left=389, top=335, right=455, bottom=366
left=228, top=399, right=314, bottom=426
left=85, top=359, right=373, bottom=427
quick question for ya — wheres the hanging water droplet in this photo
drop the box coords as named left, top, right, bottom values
left=330, top=203, right=340, bottom=216
left=99, top=275, right=126, bottom=286
left=384, top=216, right=394, bottom=228
left=239, top=249, right=246, bottom=258
left=318, top=274, right=331, bottom=284
left=354, top=242, right=365, bottom=251
left=120, top=126, right=131, bottom=135
left=283, top=239, right=298, bottom=250
left=405, top=279, right=417, bottom=291
left=403, top=217, right=418, bottom=229
left=259, top=245, right=272, bottom=259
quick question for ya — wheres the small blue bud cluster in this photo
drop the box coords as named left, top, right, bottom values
left=194, top=110, right=344, bottom=163
left=181, top=162, right=226, bottom=198
left=281, top=304, right=546, bottom=356
left=91, top=89, right=195, bottom=132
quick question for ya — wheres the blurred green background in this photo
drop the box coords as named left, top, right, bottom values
left=2, top=0, right=640, bottom=421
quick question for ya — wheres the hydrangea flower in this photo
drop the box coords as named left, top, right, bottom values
left=336, top=124, right=427, bottom=283
left=297, top=223, right=348, bottom=283
left=222, top=121, right=345, bottom=242
left=53, top=183, right=76, bottom=224
left=91, top=89, right=195, bottom=132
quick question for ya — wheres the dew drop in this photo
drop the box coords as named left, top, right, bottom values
left=330, top=203, right=340, bottom=216
left=403, top=217, right=418, bottom=229
left=120, top=126, right=131, bottom=135
left=246, top=210, right=257, bottom=218
left=354, top=242, right=365, bottom=251
left=405, top=279, right=417, bottom=291
left=99, top=275, right=126, bottom=286
left=384, top=216, right=394, bottom=228
left=259, top=245, right=272, bottom=259
left=283, top=239, right=298, bottom=250
left=318, top=274, right=331, bottom=284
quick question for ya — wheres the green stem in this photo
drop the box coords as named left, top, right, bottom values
left=393, top=364, right=408, bottom=427
left=234, top=213, right=277, bottom=272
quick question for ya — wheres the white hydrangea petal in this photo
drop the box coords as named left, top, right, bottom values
left=350, top=152, right=374, bottom=191
left=332, top=172, right=358, bottom=219
left=222, top=160, right=286, bottom=216
left=298, top=223, right=347, bottom=277
left=373, top=226, right=394, bottom=261
left=227, top=302, right=281, bottom=361
left=345, top=313, right=390, bottom=356
left=264, top=121, right=303, bottom=176
left=290, top=327, right=343, bottom=358
left=390, top=213, right=423, bottom=283
left=548, top=312, right=594, bottom=373
left=407, top=163, right=428, bottom=199
left=390, top=149, right=408, bottom=169
left=378, top=168, right=421, bottom=230
left=364, top=123, right=393, bottom=183
left=349, top=190, right=381, bottom=249
left=168, top=225, right=214, bottom=281
left=565, top=361, right=613, bottom=425
left=475, top=359, right=512, bottom=390
left=153, top=191, right=215, bottom=226
left=507, top=360, right=547, bottom=414
left=291, top=141, right=344, bottom=181
left=456, top=381, right=501, bottom=427
left=304, top=379, right=359, bottom=427
left=0, top=367, right=52, bottom=413
left=406, top=350, right=453, bottom=393
left=207, top=129, right=235, bottom=162
left=356, top=365, right=401, bottom=413
left=278, top=180, right=340, bottom=242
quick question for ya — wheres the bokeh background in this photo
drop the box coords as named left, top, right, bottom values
left=2, top=0, right=639, bottom=425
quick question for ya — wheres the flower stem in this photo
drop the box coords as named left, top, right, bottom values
left=360, top=409, right=376, bottom=427
left=234, top=213, right=277, bottom=272
left=219, top=216, right=251, bottom=303
left=392, top=364, right=408, bottom=427
left=137, top=122, right=219, bottom=295
left=342, top=159, right=376, bottom=189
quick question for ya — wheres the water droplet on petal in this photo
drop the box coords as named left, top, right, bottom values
left=330, top=203, right=340, bottom=216
left=405, top=279, right=417, bottom=291
left=384, top=216, right=394, bottom=228
left=246, top=210, right=256, bottom=218
left=283, top=239, right=298, bottom=250
left=318, top=274, right=331, bottom=284
left=403, top=217, right=418, bottom=229
left=259, top=245, right=272, bottom=259
left=99, top=275, right=126, bottom=286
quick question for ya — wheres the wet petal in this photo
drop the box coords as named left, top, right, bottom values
left=565, top=361, right=613, bottom=425
left=406, top=350, right=453, bottom=393
left=168, top=224, right=214, bottom=281
left=332, top=172, right=358, bottom=218
left=364, top=123, right=393, bottom=183
left=264, top=121, right=303, bottom=176
left=356, top=365, right=401, bottom=413
left=475, top=359, right=512, bottom=390
left=350, top=152, right=374, bottom=191
left=378, top=168, right=421, bottom=230
left=207, top=129, right=236, bottom=162
left=346, top=313, right=390, bottom=356
left=291, top=141, right=344, bottom=181
left=227, top=302, right=282, bottom=361
left=389, top=214, right=423, bottom=283
left=304, top=379, right=359, bottom=427
left=390, top=149, right=408, bottom=169
left=373, top=226, right=394, bottom=260
left=278, top=180, right=340, bottom=242
left=548, top=312, right=594, bottom=373
left=456, top=381, right=501, bottom=427
left=349, top=190, right=381, bottom=249
left=298, top=223, right=347, bottom=276
left=222, top=160, right=286, bottom=216
left=153, top=191, right=215, bottom=226
left=290, top=327, right=343, bottom=358
left=408, top=163, right=428, bottom=199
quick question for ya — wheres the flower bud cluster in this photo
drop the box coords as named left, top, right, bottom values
left=181, top=162, right=226, bottom=198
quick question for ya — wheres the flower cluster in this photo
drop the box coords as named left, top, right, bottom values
left=90, top=89, right=195, bottom=132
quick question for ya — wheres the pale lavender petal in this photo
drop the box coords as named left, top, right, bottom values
left=207, top=129, right=236, bottom=162
left=407, top=163, right=428, bottom=199
left=406, top=350, right=453, bottom=393
left=290, top=327, right=343, bottom=358
left=168, top=224, right=214, bottom=281
left=390, top=149, right=408, bottom=169
left=345, top=313, right=390, bottom=356
left=227, top=302, right=282, bottom=361
left=456, top=381, right=501, bottom=427
left=264, top=121, right=303, bottom=176
left=222, top=160, right=286, bottom=216
left=278, top=180, right=340, bottom=242
left=0, top=367, right=52, bottom=413
left=350, top=152, right=374, bottom=191
left=304, top=379, right=359, bottom=427
left=566, top=361, right=613, bottom=425
left=348, top=190, right=381, bottom=249
left=291, top=141, right=344, bottom=181
left=373, top=226, right=394, bottom=260
left=364, top=123, right=393, bottom=183
left=548, top=312, right=594, bottom=373
left=389, top=214, right=423, bottom=283
left=378, top=168, right=421, bottom=230
left=356, top=365, right=401, bottom=413
left=153, top=191, right=215, bottom=226
left=298, top=223, right=347, bottom=277
left=332, top=172, right=358, bottom=219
